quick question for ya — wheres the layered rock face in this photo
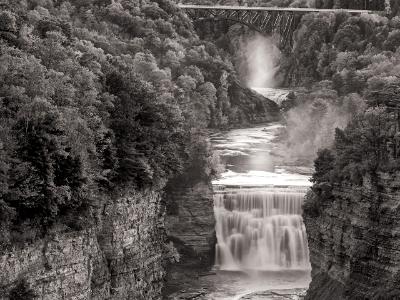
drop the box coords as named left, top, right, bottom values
left=0, top=191, right=166, bottom=300
left=304, top=173, right=400, bottom=299
left=164, top=182, right=216, bottom=296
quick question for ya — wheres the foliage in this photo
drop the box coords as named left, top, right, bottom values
left=182, top=0, right=385, bottom=10
left=0, top=0, right=258, bottom=248
left=283, top=85, right=366, bottom=162
left=9, top=279, right=37, bottom=300
left=312, top=148, right=335, bottom=183
left=304, top=108, right=399, bottom=219
left=369, top=288, right=400, bottom=300
left=310, top=107, right=398, bottom=186
left=303, top=189, right=323, bottom=218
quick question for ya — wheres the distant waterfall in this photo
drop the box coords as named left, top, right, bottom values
left=252, top=87, right=290, bottom=106
left=214, top=188, right=310, bottom=271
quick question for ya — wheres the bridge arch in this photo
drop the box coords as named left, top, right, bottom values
left=183, top=7, right=300, bottom=47
left=180, top=4, right=380, bottom=48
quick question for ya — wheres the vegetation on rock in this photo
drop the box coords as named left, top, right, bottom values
left=9, top=279, right=37, bottom=300
left=0, top=0, right=274, bottom=250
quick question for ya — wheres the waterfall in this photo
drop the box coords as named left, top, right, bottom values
left=214, top=187, right=310, bottom=271
left=252, top=87, right=290, bottom=106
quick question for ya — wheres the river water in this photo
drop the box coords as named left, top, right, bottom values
left=172, top=124, right=312, bottom=299
left=174, top=89, right=314, bottom=299
left=212, top=123, right=311, bottom=271
left=194, top=122, right=312, bottom=299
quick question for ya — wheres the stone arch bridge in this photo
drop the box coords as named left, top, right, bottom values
left=179, top=4, right=381, bottom=48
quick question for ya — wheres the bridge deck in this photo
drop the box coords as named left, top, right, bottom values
left=179, top=4, right=375, bottom=14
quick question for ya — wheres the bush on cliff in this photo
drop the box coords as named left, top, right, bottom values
left=310, top=107, right=398, bottom=185
left=9, top=279, right=37, bottom=300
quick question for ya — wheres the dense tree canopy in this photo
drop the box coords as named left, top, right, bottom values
left=0, top=0, right=264, bottom=249
left=182, top=0, right=390, bottom=11
left=282, top=4, right=400, bottom=175
left=2, top=0, right=400, bottom=251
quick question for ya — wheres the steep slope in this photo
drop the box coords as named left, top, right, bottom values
left=304, top=172, right=400, bottom=299
left=302, top=105, right=400, bottom=299
left=0, top=192, right=167, bottom=299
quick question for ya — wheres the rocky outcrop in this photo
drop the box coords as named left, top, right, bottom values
left=0, top=191, right=167, bottom=300
left=163, top=182, right=216, bottom=296
left=303, top=173, right=400, bottom=299
left=228, top=79, right=281, bottom=124
left=0, top=229, right=104, bottom=300
left=240, top=288, right=307, bottom=299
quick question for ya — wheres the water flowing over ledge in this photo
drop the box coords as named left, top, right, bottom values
left=214, top=187, right=311, bottom=272
left=213, top=170, right=312, bottom=188
left=252, top=88, right=290, bottom=106
left=207, top=122, right=312, bottom=298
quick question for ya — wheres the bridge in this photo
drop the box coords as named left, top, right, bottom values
left=179, top=4, right=378, bottom=47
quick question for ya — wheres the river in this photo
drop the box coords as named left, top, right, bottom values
left=174, top=90, right=313, bottom=299
left=207, top=122, right=312, bottom=299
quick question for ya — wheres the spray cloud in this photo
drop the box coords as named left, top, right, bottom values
left=242, top=34, right=281, bottom=88
left=281, top=89, right=367, bottom=165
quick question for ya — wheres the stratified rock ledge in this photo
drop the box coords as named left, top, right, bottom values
left=239, top=288, right=307, bottom=300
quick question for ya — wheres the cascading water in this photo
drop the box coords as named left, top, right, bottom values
left=214, top=188, right=310, bottom=271
left=252, top=87, right=290, bottom=106
left=200, top=123, right=312, bottom=298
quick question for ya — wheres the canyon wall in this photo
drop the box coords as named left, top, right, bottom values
left=163, top=182, right=216, bottom=296
left=304, top=173, right=400, bottom=299
left=0, top=191, right=167, bottom=300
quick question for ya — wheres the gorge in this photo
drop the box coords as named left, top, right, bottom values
left=2, top=0, right=400, bottom=299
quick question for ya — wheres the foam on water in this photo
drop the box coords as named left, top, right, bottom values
left=252, top=87, right=290, bottom=105
left=213, top=170, right=312, bottom=187
left=214, top=188, right=311, bottom=272
left=208, top=121, right=312, bottom=298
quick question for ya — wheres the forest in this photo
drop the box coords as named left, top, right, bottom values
left=1, top=0, right=400, bottom=248
left=182, top=0, right=390, bottom=11
left=0, top=0, right=275, bottom=250
left=280, top=2, right=400, bottom=195
left=180, top=0, right=400, bottom=198
left=2, top=0, right=400, bottom=299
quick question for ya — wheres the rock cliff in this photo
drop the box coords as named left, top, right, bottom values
left=163, top=182, right=216, bottom=296
left=0, top=191, right=167, bottom=300
left=303, top=173, right=400, bottom=299
left=228, top=79, right=281, bottom=125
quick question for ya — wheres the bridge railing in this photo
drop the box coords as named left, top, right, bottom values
left=178, top=4, right=376, bottom=14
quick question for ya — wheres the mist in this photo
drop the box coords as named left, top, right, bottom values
left=281, top=89, right=367, bottom=165
left=241, top=34, right=281, bottom=88
left=284, top=101, right=349, bottom=164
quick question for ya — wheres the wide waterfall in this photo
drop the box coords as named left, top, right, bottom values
left=205, top=124, right=311, bottom=298
left=214, top=187, right=310, bottom=271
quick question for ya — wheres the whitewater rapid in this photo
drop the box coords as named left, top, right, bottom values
left=214, top=188, right=310, bottom=271
left=211, top=124, right=311, bottom=273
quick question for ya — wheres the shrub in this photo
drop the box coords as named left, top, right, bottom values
left=9, top=279, right=37, bottom=300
